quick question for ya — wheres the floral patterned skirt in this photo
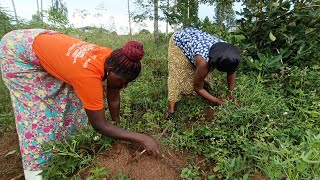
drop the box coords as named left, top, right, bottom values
left=0, top=29, right=88, bottom=171
left=167, top=34, right=212, bottom=102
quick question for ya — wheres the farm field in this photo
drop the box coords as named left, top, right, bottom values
left=1, top=30, right=319, bottom=179
left=1, top=0, right=320, bottom=179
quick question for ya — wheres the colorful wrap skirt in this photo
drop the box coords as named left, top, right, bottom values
left=167, top=34, right=212, bottom=102
left=0, top=29, right=88, bottom=171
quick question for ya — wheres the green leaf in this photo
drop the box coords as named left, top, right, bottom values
left=288, top=21, right=296, bottom=27
left=271, top=2, right=280, bottom=8
left=213, top=166, right=220, bottom=172
left=243, top=173, right=249, bottom=180
left=269, top=32, right=276, bottom=41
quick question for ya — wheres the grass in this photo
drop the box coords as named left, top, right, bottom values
left=0, top=73, right=15, bottom=136
left=1, top=29, right=319, bottom=179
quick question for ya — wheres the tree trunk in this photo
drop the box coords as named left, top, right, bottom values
left=153, top=0, right=159, bottom=42
left=41, top=0, right=43, bottom=21
left=36, top=0, right=39, bottom=13
left=128, top=0, right=132, bottom=39
left=187, top=0, right=190, bottom=19
left=166, top=0, right=169, bottom=35
left=11, top=0, right=19, bottom=24
left=221, top=2, right=225, bottom=31
left=216, top=0, right=226, bottom=33
left=173, top=0, right=177, bottom=32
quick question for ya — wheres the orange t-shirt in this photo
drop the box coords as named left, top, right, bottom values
left=32, top=33, right=112, bottom=110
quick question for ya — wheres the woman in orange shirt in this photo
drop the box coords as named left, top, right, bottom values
left=0, top=29, right=160, bottom=179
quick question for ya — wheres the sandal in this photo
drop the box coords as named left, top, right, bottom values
left=165, top=111, right=180, bottom=129
left=165, top=111, right=174, bottom=121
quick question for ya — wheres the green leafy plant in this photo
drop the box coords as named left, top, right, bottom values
left=86, top=167, right=110, bottom=180
left=181, top=165, right=201, bottom=180
left=238, top=0, right=320, bottom=71
left=41, top=127, right=114, bottom=179
left=113, top=170, right=129, bottom=180
left=0, top=6, right=14, bottom=37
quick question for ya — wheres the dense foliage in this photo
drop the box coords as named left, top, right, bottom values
left=238, top=0, right=320, bottom=72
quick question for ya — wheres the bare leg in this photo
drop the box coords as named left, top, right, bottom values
left=168, top=101, right=176, bottom=113
left=165, top=101, right=176, bottom=120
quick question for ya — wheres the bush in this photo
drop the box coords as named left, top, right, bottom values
left=238, top=1, right=320, bottom=71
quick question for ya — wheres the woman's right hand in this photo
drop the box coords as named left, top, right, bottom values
left=215, top=98, right=224, bottom=105
left=139, top=134, right=161, bottom=156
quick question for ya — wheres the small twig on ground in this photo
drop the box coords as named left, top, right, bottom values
left=167, top=151, right=173, bottom=157
left=127, top=123, right=172, bottom=164
left=195, top=158, right=206, bottom=166
left=10, top=173, right=23, bottom=180
left=156, top=123, right=172, bottom=141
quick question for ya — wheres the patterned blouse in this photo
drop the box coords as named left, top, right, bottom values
left=173, top=28, right=225, bottom=66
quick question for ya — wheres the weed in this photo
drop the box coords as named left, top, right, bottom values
left=41, top=127, right=114, bottom=179
left=86, top=167, right=110, bottom=180
left=180, top=165, right=201, bottom=180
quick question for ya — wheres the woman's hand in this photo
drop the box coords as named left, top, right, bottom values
left=215, top=98, right=224, bottom=105
left=139, top=134, right=161, bottom=156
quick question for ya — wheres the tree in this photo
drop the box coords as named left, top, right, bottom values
left=11, top=0, right=18, bottom=24
left=179, top=0, right=199, bottom=27
left=138, top=29, right=151, bottom=34
left=238, top=0, right=320, bottom=71
left=200, top=0, right=237, bottom=34
left=133, top=0, right=172, bottom=41
left=40, top=0, right=43, bottom=21
left=172, top=0, right=177, bottom=31
left=48, top=0, right=68, bottom=27
left=31, top=13, right=42, bottom=22
left=165, top=0, right=200, bottom=28
left=214, top=0, right=235, bottom=32
left=32, top=0, right=42, bottom=22
left=154, top=0, right=159, bottom=40
left=34, top=0, right=44, bottom=22
left=165, top=0, right=169, bottom=34
left=128, top=0, right=132, bottom=39
left=199, top=16, right=217, bottom=35
left=36, top=0, right=39, bottom=14
left=0, top=6, right=14, bottom=37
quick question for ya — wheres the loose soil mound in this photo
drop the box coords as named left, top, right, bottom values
left=95, top=142, right=189, bottom=180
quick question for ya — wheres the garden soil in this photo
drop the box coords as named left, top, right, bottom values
left=0, top=132, right=24, bottom=180
left=94, top=142, right=190, bottom=180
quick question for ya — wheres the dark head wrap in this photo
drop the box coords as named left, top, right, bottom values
left=209, top=42, right=240, bottom=72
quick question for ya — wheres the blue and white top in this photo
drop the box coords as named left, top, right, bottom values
left=173, top=28, right=225, bottom=66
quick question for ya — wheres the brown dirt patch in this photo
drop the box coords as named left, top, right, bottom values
left=0, top=132, right=24, bottom=180
left=203, top=108, right=216, bottom=121
left=92, top=141, right=189, bottom=180
left=150, top=60, right=161, bottom=68
left=252, top=172, right=269, bottom=180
